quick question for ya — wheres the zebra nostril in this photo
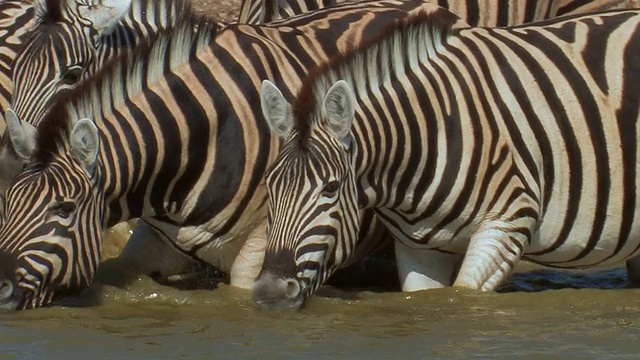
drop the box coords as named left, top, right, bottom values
left=285, top=279, right=300, bottom=299
left=0, top=279, right=13, bottom=300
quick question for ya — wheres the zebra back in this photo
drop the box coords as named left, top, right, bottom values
left=432, top=0, right=631, bottom=27
left=237, top=0, right=346, bottom=24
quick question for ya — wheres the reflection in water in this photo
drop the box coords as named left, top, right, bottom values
left=0, top=263, right=639, bottom=358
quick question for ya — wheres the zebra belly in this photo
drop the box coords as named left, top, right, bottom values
left=525, top=206, right=640, bottom=268
left=378, top=200, right=640, bottom=269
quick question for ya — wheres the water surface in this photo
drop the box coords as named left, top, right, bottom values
left=0, top=265, right=638, bottom=359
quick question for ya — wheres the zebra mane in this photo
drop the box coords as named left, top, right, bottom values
left=292, top=9, right=458, bottom=147
left=36, top=0, right=62, bottom=23
left=33, top=14, right=218, bottom=165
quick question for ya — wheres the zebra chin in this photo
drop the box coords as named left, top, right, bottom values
left=0, top=250, right=26, bottom=310
left=252, top=272, right=306, bottom=311
left=0, top=280, right=36, bottom=310
left=0, top=279, right=18, bottom=311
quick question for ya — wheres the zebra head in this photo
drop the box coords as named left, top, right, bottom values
left=0, top=119, right=104, bottom=310
left=10, top=0, right=132, bottom=125
left=253, top=80, right=360, bottom=310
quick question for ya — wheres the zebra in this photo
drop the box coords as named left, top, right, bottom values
left=0, top=0, right=463, bottom=310
left=0, top=0, right=206, bottom=285
left=254, top=9, right=640, bottom=310
left=1, top=0, right=630, bottom=298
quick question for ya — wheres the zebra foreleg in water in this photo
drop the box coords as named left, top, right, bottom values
left=255, top=8, right=640, bottom=310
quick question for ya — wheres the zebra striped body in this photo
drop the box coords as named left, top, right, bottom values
left=255, top=9, right=640, bottom=310
left=237, top=0, right=631, bottom=26
left=0, top=0, right=37, bottom=191
left=0, top=0, right=36, bottom=127
left=0, top=0, right=460, bottom=310
left=433, top=0, right=632, bottom=27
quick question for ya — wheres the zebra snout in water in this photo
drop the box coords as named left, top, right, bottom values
left=252, top=272, right=304, bottom=311
left=0, top=250, right=19, bottom=310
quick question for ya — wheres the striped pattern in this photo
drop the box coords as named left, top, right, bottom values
left=0, top=0, right=36, bottom=127
left=121, top=0, right=634, bottom=291
left=0, top=0, right=458, bottom=310
left=0, top=1, right=632, bottom=308
left=0, top=0, right=37, bottom=192
left=237, top=0, right=345, bottom=24
left=10, top=0, right=192, bottom=126
left=237, top=0, right=631, bottom=26
left=255, top=9, right=640, bottom=310
left=434, top=0, right=632, bottom=27
left=0, top=0, right=193, bottom=222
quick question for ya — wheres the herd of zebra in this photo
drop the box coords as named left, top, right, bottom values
left=0, top=0, right=635, bottom=311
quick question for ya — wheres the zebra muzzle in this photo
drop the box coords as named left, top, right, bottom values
left=0, top=251, right=19, bottom=310
left=252, top=272, right=305, bottom=311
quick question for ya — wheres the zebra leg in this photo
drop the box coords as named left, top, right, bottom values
left=453, top=219, right=531, bottom=291
left=625, top=255, right=640, bottom=287
left=116, top=220, right=198, bottom=282
left=395, top=240, right=462, bottom=291
left=229, top=224, right=267, bottom=289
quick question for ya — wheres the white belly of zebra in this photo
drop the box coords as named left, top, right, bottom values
left=379, top=150, right=640, bottom=270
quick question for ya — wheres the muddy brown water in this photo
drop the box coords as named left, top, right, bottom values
left=0, top=264, right=638, bottom=359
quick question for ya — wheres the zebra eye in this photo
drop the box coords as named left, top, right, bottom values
left=321, top=181, right=340, bottom=197
left=61, top=66, right=83, bottom=85
left=49, top=201, right=76, bottom=219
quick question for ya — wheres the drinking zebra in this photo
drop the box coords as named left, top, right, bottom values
left=3, top=0, right=632, bottom=306
left=254, top=9, right=640, bottom=310
left=0, top=0, right=461, bottom=310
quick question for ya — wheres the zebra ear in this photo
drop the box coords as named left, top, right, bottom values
left=76, top=0, right=132, bottom=35
left=5, top=108, right=36, bottom=161
left=261, top=80, right=293, bottom=139
left=70, top=119, right=100, bottom=174
left=323, top=80, right=355, bottom=145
